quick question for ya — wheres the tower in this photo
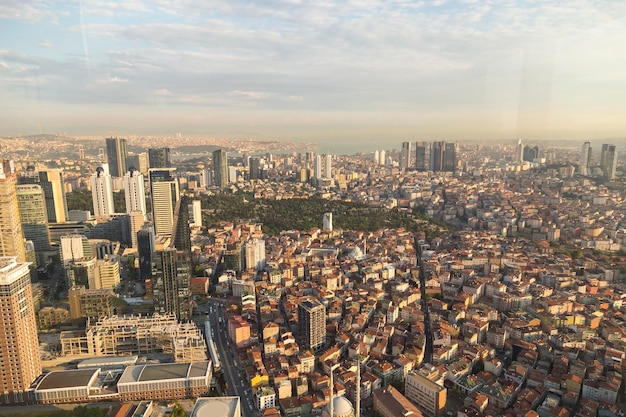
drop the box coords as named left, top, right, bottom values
left=514, top=139, right=523, bottom=165
left=249, top=157, right=261, bottom=180
left=315, top=155, right=323, bottom=180
left=90, top=167, right=115, bottom=218
left=0, top=257, right=42, bottom=404
left=443, top=142, right=458, bottom=172
left=123, top=168, right=146, bottom=216
left=20, top=168, right=68, bottom=223
left=298, top=299, right=326, bottom=352
left=153, top=248, right=192, bottom=321
left=16, top=184, right=51, bottom=260
left=379, top=150, right=386, bottom=166
left=325, top=154, right=332, bottom=178
left=323, top=212, right=333, bottom=232
left=430, top=141, right=445, bottom=172
left=149, top=168, right=180, bottom=236
left=148, top=147, right=171, bottom=169
left=415, top=141, right=427, bottom=171
left=212, top=149, right=228, bottom=188
left=579, top=142, right=591, bottom=176
left=0, top=162, right=27, bottom=262
left=105, top=137, right=128, bottom=178
left=245, top=238, right=266, bottom=271
left=137, top=224, right=155, bottom=280
left=601, top=144, right=618, bottom=179
left=401, top=142, right=411, bottom=171
left=190, top=200, right=202, bottom=227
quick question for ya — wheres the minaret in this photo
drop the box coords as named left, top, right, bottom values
left=356, top=357, right=361, bottom=417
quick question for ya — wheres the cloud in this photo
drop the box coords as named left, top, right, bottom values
left=39, top=40, right=54, bottom=48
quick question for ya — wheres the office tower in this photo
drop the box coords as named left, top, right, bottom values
left=323, top=212, right=333, bottom=232
left=212, top=149, right=228, bottom=188
left=443, top=142, right=458, bottom=172
left=129, top=211, right=145, bottom=249
left=90, top=256, right=120, bottom=290
left=20, top=168, right=68, bottom=223
left=514, top=139, right=523, bottom=164
left=415, top=141, right=427, bottom=171
left=0, top=257, right=42, bottom=404
left=149, top=168, right=180, bottom=236
left=123, top=168, right=146, bottom=216
left=137, top=224, right=155, bottom=280
left=172, top=197, right=191, bottom=252
left=126, top=152, right=150, bottom=175
left=105, top=137, right=128, bottom=178
left=298, top=299, right=326, bottom=351
left=148, top=148, right=172, bottom=168
left=325, top=154, right=332, bottom=178
left=60, top=234, right=91, bottom=264
left=0, top=162, right=27, bottom=262
left=401, top=142, right=411, bottom=171
left=228, top=166, right=238, bottom=183
left=315, top=155, right=322, bottom=180
left=245, top=238, right=266, bottom=271
left=379, top=150, right=386, bottom=166
left=90, top=167, right=115, bottom=218
left=16, top=184, right=51, bottom=256
left=374, top=150, right=379, bottom=165
left=523, top=145, right=540, bottom=163
left=249, top=157, right=261, bottom=180
left=430, top=141, right=445, bottom=172
left=198, top=169, right=211, bottom=188
left=191, top=200, right=202, bottom=227
left=153, top=248, right=192, bottom=321
left=601, top=144, right=618, bottom=179
left=579, top=142, right=592, bottom=175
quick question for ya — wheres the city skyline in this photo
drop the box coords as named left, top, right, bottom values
left=1, top=1, right=625, bottom=144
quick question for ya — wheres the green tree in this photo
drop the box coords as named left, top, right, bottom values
left=171, top=403, right=189, bottom=417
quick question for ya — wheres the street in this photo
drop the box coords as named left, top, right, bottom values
left=207, top=298, right=258, bottom=417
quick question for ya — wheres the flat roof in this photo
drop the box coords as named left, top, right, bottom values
left=191, top=397, right=241, bottom=417
left=77, top=355, right=138, bottom=368
left=36, top=369, right=99, bottom=390
left=139, top=363, right=190, bottom=381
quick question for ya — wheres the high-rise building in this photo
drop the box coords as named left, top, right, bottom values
left=123, top=168, right=146, bottom=216
left=129, top=211, right=145, bottom=249
left=249, top=157, right=261, bottom=180
left=325, top=154, right=332, bottom=178
left=90, top=255, right=121, bottom=290
left=212, top=149, right=228, bottom=188
left=153, top=248, right=192, bottom=321
left=244, top=238, right=266, bottom=271
left=401, top=142, right=411, bottom=171
left=137, top=224, right=155, bottom=280
left=514, top=139, right=523, bottom=165
left=523, top=145, right=540, bottom=163
left=323, top=212, right=333, bottom=232
left=405, top=366, right=447, bottom=417
left=314, top=155, right=322, bottom=180
left=90, top=167, right=115, bottom=218
left=430, top=141, right=445, bottom=172
left=126, top=152, right=150, bottom=175
left=148, top=148, right=171, bottom=169
left=298, top=299, right=326, bottom=352
left=16, top=184, right=51, bottom=257
left=105, top=137, right=128, bottom=178
left=601, top=144, right=618, bottom=179
left=172, top=197, right=191, bottom=252
left=0, top=162, right=27, bottom=262
left=20, top=168, right=68, bottom=223
left=379, top=150, right=386, bottom=166
left=0, top=256, right=42, bottom=404
left=443, top=142, right=458, bottom=172
left=415, top=141, right=427, bottom=171
left=149, top=168, right=180, bottom=236
left=579, top=142, right=592, bottom=176
left=190, top=200, right=202, bottom=228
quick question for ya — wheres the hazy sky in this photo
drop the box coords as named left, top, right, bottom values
left=1, top=0, right=625, bottom=144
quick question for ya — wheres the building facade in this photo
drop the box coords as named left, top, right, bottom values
left=213, top=149, right=228, bottom=188
left=298, top=299, right=326, bottom=352
left=0, top=162, right=27, bottom=262
left=106, top=137, right=128, bottom=178
left=149, top=168, right=180, bottom=236
left=90, top=167, right=115, bottom=218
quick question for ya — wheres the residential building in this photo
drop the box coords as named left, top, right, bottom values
left=0, top=162, right=27, bottom=262
left=149, top=168, right=179, bottom=236
left=90, top=167, right=115, bottom=218
left=298, top=299, right=326, bottom=352
left=20, top=168, right=68, bottom=223
left=405, top=367, right=447, bottom=417
left=123, top=168, right=146, bottom=216
left=373, top=385, right=424, bottom=417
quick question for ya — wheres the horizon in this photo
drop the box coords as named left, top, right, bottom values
left=1, top=1, right=626, bottom=143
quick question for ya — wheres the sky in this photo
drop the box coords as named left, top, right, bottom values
left=1, top=0, right=625, bottom=146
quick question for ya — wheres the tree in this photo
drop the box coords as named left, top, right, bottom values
left=171, top=403, right=188, bottom=417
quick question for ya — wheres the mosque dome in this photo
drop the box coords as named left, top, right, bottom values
left=324, top=396, right=355, bottom=417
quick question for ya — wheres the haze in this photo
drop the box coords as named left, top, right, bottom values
left=1, top=0, right=625, bottom=144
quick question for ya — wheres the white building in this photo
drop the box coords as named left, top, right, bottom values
left=191, top=200, right=202, bottom=227
left=245, top=239, right=266, bottom=271
left=255, top=386, right=276, bottom=411
left=323, top=212, right=333, bottom=232
left=90, top=167, right=115, bottom=218
left=315, top=155, right=322, bottom=180
left=123, top=169, right=146, bottom=216
left=325, top=154, right=332, bottom=178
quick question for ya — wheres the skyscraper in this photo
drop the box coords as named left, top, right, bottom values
left=415, top=141, right=427, bottom=171
left=123, top=168, right=146, bottom=216
left=90, top=167, right=115, bottom=218
left=153, top=248, right=192, bottom=321
left=443, top=142, right=458, bottom=172
left=523, top=145, right=539, bottom=163
left=579, top=142, right=592, bottom=176
left=149, top=168, right=180, bottom=236
left=20, top=168, right=68, bottom=224
left=244, top=238, right=266, bottom=271
left=16, top=184, right=51, bottom=256
left=0, top=161, right=27, bottom=262
left=514, top=139, right=523, bottom=165
left=298, top=299, right=326, bottom=352
left=401, top=142, right=411, bottom=171
left=0, top=256, right=42, bottom=404
left=137, top=224, right=155, bottom=280
left=212, top=149, right=228, bottom=188
left=148, top=148, right=171, bottom=169
left=325, top=154, right=332, bottom=178
left=105, top=137, right=128, bottom=178
left=601, top=144, right=618, bottom=180
left=430, top=141, right=445, bottom=172
left=314, top=155, right=322, bottom=180
left=249, top=157, right=261, bottom=180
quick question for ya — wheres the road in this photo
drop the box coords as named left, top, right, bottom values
left=207, top=298, right=258, bottom=417
left=415, top=235, right=434, bottom=364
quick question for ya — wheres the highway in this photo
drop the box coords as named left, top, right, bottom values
left=207, top=298, right=258, bottom=417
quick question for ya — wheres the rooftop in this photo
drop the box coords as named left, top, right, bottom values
left=36, top=369, right=99, bottom=390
